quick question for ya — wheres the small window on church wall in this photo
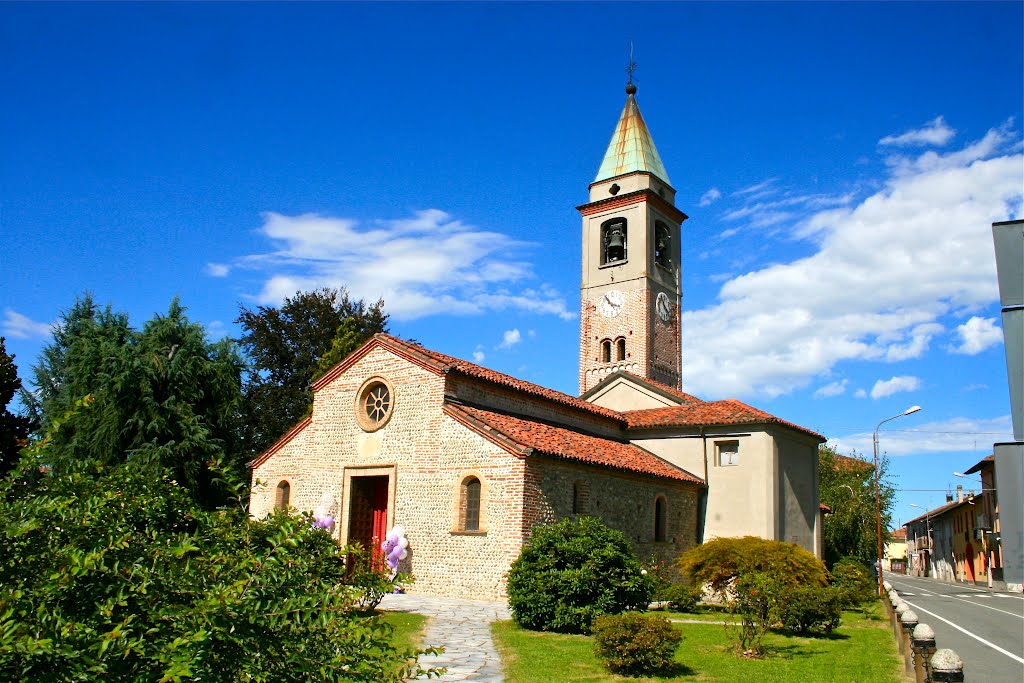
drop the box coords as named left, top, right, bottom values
left=275, top=481, right=291, bottom=511
left=654, top=496, right=668, bottom=542
left=615, top=337, right=626, bottom=361
left=572, top=480, right=590, bottom=514
left=654, top=222, right=671, bottom=269
left=461, top=477, right=482, bottom=532
left=601, top=340, right=612, bottom=363
left=717, top=441, right=739, bottom=467
left=601, top=219, right=627, bottom=265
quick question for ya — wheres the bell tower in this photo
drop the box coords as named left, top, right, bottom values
left=578, top=82, right=687, bottom=393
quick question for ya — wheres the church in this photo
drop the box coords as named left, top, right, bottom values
left=248, top=83, right=825, bottom=600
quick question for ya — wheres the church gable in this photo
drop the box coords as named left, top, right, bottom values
left=583, top=371, right=702, bottom=412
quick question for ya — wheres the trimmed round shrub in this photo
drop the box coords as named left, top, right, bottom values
left=776, top=585, right=844, bottom=635
left=506, top=517, right=655, bottom=633
left=677, top=536, right=829, bottom=593
left=831, top=557, right=876, bottom=607
left=593, top=612, right=682, bottom=675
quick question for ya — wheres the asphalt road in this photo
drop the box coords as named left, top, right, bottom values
left=887, top=574, right=1024, bottom=682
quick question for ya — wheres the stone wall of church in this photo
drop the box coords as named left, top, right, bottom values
left=250, top=346, right=530, bottom=600
left=524, top=458, right=702, bottom=578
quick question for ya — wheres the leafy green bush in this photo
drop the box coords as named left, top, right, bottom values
left=677, top=536, right=829, bottom=593
left=0, top=420, right=437, bottom=682
left=593, top=612, right=682, bottom=675
left=662, top=583, right=702, bottom=612
left=831, top=557, right=877, bottom=607
left=776, top=585, right=844, bottom=635
left=506, top=517, right=655, bottom=633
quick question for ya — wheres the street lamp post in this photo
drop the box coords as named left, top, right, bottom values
left=874, top=406, right=922, bottom=596
left=909, top=503, right=932, bottom=579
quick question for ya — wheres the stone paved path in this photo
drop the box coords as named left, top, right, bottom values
left=379, top=593, right=512, bottom=682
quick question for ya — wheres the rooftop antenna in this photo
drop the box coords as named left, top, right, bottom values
left=626, top=40, right=638, bottom=94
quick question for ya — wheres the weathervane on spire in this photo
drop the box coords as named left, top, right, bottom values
left=625, top=40, right=638, bottom=94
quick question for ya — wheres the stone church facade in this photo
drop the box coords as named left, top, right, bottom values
left=249, top=83, right=824, bottom=600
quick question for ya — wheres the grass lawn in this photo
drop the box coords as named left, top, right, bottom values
left=493, top=603, right=906, bottom=682
left=378, top=611, right=428, bottom=651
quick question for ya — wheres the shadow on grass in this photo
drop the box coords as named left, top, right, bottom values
left=645, top=663, right=698, bottom=678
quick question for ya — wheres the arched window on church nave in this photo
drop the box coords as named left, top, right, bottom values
left=572, top=479, right=590, bottom=515
left=275, top=480, right=291, bottom=511
left=601, top=339, right=612, bottom=363
left=654, top=221, right=672, bottom=269
left=459, top=475, right=483, bottom=532
left=601, top=218, right=627, bottom=265
left=615, top=337, right=626, bottom=362
left=654, top=495, right=668, bottom=542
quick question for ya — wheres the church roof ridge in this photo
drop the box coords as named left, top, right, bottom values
left=374, top=334, right=625, bottom=421
left=445, top=403, right=704, bottom=485
left=594, top=88, right=671, bottom=185
left=622, top=398, right=825, bottom=441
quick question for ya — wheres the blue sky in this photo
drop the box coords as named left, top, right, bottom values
left=2, top=2, right=1021, bottom=529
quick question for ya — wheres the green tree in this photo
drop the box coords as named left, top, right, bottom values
left=236, top=288, right=387, bottom=456
left=22, top=296, right=245, bottom=508
left=818, top=443, right=895, bottom=568
left=0, top=412, right=436, bottom=682
left=0, top=338, right=31, bottom=479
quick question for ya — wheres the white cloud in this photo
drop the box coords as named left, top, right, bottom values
left=2, top=309, right=53, bottom=340
left=231, top=209, right=572, bottom=321
left=879, top=116, right=956, bottom=147
left=814, top=379, right=848, bottom=398
left=681, top=121, right=1022, bottom=398
left=854, top=389, right=867, bottom=399
left=497, top=328, right=521, bottom=350
left=205, top=320, right=228, bottom=340
left=699, top=187, right=722, bottom=206
left=870, top=375, right=921, bottom=399
left=206, top=263, right=231, bottom=277
left=472, top=346, right=486, bottom=363
left=832, top=415, right=1013, bottom=457
left=951, top=316, right=1003, bottom=354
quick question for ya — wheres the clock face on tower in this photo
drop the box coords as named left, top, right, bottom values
left=597, top=290, right=625, bottom=317
left=656, top=292, right=672, bottom=322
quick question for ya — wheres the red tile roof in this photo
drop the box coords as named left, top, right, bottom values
left=964, top=455, right=995, bottom=475
left=622, top=399, right=825, bottom=440
left=360, top=334, right=624, bottom=421
left=444, top=403, right=704, bottom=485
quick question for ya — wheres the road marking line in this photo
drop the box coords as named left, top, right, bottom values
left=892, top=581, right=1024, bottom=619
left=901, top=599, right=1024, bottom=665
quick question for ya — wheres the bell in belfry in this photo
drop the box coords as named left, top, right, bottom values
left=606, top=226, right=625, bottom=261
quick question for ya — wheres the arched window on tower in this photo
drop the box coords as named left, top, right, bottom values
left=654, top=221, right=672, bottom=269
left=615, top=337, right=626, bottom=361
left=601, top=339, right=612, bottom=363
left=601, top=218, right=627, bottom=264
left=654, top=495, right=668, bottom=542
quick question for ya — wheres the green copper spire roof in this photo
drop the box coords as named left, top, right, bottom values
left=594, top=84, right=670, bottom=185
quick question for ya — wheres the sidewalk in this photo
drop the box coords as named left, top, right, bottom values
left=379, top=593, right=512, bottom=682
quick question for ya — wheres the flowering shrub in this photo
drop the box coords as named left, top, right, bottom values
left=593, top=612, right=682, bottom=675
left=507, top=517, right=655, bottom=633
left=730, top=572, right=783, bottom=655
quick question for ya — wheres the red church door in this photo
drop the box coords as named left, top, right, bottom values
left=348, top=476, right=390, bottom=567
